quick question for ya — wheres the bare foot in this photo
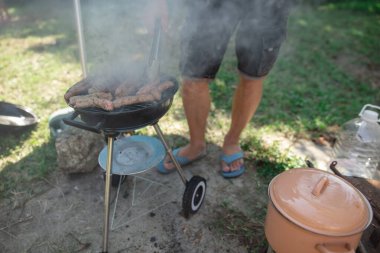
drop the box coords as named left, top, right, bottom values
left=221, top=145, right=244, bottom=173
left=160, top=143, right=207, bottom=171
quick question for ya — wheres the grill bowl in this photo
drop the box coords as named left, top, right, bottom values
left=64, top=75, right=178, bottom=133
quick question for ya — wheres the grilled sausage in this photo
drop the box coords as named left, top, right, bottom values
left=113, top=93, right=156, bottom=108
left=115, top=83, right=139, bottom=98
left=113, top=96, right=140, bottom=108
left=73, top=97, right=114, bottom=111
left=69, top=92, right=113, bottom=104
left=64, top=79, right=90, bottom=102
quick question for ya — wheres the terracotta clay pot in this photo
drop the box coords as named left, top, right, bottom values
left=264, top=168, right=373, bottom=253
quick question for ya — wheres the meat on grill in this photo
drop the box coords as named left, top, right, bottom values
left=64, top=79, right=90, bottom=102
left=114, top=82, right=139, bottom=98
left=74, top=97, right=114, bottom=111
left=65, top=79, right=174, bottom=111
left=69, top=92, right=114, bottom=111
left=69, top=92, right=113, bottom=103
left=113, top=94, right=155, bottom=109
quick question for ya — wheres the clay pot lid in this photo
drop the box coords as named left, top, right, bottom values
left=269, top=168, right=372, bottom=236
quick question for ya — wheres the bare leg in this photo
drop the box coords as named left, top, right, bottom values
left=222, top=74, right=263, bottom=172
left=162, top=78, right=210, bottom=170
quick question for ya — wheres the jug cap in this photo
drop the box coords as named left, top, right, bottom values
left=359, top=104, right=380, bottom=123
left=361, top=110, right=379, bottom=123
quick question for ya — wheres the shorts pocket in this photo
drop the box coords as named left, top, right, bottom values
left=257, top=31, right=285, bottom=77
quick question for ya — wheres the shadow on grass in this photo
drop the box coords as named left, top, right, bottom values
left=0, top=131, right=220, bottom=198
left=0, top=125, right=37, bottom=158
left=1, top=0, right=78, bottom=61
left=0, top=139, right=56, bottom=198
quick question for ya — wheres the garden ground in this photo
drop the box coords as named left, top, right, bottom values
left=0, top=0, right=379, bottom=252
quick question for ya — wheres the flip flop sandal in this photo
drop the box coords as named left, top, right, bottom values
left=156, top=148, right=206, bottom=174
left=220, top=151, right=245, bottom=178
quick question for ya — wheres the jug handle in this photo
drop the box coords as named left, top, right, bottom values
left=359, top=104, right=380, bottom=123
left=316, top=243, right=355, bottom=253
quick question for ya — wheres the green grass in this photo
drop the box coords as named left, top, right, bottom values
left=1, top=1, right=378, bottom=252
left=321, top=0, right=380, bottom=14
left=211, top=4, right=380, bottom=135
left=1, top=0, right=379, bottom=200
left=242, top=133, right=305, bottom=182
left=0, top=0, right=81, bottom=197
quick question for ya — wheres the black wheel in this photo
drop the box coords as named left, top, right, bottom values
left=103, top=173, right=127, bottom=188
left=182, top=176, right=206, bottom=218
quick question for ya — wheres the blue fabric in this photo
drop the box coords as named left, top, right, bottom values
left=220, top=151, right=245, bottom=178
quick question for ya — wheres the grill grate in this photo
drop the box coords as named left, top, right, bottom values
left=74, top=80, right=177, bottom=114
left=81, top=101, right=160, bottom=113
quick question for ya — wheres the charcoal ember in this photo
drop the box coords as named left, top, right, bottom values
left=55, top=127, right=105, bottom=174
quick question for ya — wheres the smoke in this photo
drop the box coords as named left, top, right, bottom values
left=80, top=0, right=183, bottom=84
left=78, top=0, right=292, bottom=85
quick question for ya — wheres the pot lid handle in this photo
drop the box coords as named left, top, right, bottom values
left=312, top=176, right=329, bottom=197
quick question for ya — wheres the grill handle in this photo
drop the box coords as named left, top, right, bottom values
left=63, top=111, right=104, bottom=134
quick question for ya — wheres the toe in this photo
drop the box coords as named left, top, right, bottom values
left=221, top=160, right=231, bottom=172
left=231, top=159, right=243, bottom=171
left=163, top=158, right=175, bottom=171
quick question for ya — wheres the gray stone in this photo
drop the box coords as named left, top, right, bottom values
left=55, top=127, right=105, bottom=174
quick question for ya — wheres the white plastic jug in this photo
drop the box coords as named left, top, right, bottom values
left=332, top=104, right=380, bottom=180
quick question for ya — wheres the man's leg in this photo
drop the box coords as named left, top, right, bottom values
left=221, top=74, right=263, bottom=172
left=161, top=78, right=210, bottom=170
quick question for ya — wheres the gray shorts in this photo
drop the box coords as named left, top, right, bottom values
left=180, top=0, right=291, bottom=79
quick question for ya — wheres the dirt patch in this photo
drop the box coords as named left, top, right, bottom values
left=0, top=146, right=265, bottom=253
left=334, top=53, right=380, bottom=89
left=1, top=134, right=379, bottom=252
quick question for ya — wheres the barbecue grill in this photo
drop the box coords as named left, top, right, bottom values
left=64, top=2, right=207, bottom=252
left=64, top=90, right=207, bottom=252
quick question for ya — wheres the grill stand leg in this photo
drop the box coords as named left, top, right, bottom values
left=102, top=136, right=114, bottom=253
left=153, top=124, right=188, bottom=185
